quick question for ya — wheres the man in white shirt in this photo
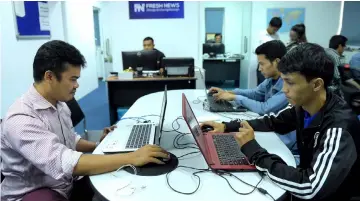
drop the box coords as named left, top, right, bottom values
left=258, top=17, right=282, bottom=45
left=257, top=17, right=282, bottom=85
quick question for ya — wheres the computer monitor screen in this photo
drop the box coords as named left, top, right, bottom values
left=206, top=33, right=216, bottom=42
left=202, top=43, right=225, bottom=56
left=122, top=50, right=159, bottom=70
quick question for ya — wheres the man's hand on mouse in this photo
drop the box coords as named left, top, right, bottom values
left=129, top=145, right=169, bottom=166
left=209, top=87, right=224, bottom=93
left=200, top=121, right=225, bottom=133
left=213, top=91, right=236, bottom=101
left=235, top=121, right=255, bottom=146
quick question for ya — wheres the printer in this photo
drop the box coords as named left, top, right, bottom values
left=162, top=57, right=194, bottom=77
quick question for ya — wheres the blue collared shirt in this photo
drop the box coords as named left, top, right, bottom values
left=232, top=78, right=288, bottom=115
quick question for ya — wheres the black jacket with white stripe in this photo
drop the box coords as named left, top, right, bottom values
left=241, top=92, right=360, bottom=201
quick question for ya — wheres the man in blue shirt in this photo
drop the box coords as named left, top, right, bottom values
left=209, top=40, right=288, bottom=115
left=207, top=40, right=298, bottom=156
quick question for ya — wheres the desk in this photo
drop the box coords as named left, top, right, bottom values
left=203, top=56, right=243, bottom=87
left=90, top=89, right=296, bottom=201
left=106, top=76, right=196, bottom=125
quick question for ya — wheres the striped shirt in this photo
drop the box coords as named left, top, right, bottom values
left=1, top=85, right=83, bottom=201
left=325, top=48, right=345, bottom=97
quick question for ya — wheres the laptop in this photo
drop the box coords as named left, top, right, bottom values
left=182, top=93, right=256, bottom=171
left=200, top=72, right=246, bottom=112
left=102, top=85, right=167, bottom=153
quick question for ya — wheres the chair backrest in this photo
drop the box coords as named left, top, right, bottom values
left=65, top=98, right=85, bottom=127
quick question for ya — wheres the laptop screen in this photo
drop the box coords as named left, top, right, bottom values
left=182, top=93, right=212, bottom=165
left=158, top=85, right=167, bottom=134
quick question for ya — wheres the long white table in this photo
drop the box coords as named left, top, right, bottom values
left=90, top=89, right=296, bottom=201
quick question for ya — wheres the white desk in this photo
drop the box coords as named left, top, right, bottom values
left=90, top=89, right=296, bottom=201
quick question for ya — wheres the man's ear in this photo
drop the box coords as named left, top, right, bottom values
left=44, top=70, right=55, bottom=82
left=312, top=78, right=324, bottom=92
left=272, top=58, right=281, bottom=65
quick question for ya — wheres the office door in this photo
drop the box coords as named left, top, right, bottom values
left=239, top=2, right=252, bottom=89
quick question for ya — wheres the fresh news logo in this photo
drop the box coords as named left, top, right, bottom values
left=134, top=2, right=180, bottom=12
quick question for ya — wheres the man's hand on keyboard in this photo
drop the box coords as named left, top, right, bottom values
left=200, top=121, right=225, bottom=133
left=235, top=121, right=255, bottom=147
left=129, top=145, right=169, bottom=166
left=100, top=125, right=117, bottom=142
left=213, top=91, right=236, bottom=102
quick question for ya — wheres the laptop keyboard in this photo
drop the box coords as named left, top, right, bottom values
left=125, top=124, right=152, bottom=149
left=207, top=95, right=245, bottom=112
left=212, top=135, right=249, bottom=165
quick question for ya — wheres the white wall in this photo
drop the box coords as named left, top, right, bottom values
left=100, top=1, right=201, bottom=72
left=62, top=1, right=98, bottom=100
left=0, top=1, right=99, bottom=118
left=247, top=1, right=342, bottom=88
left=0, top=1, right=65, bottom=118
left=200, top=2, right=243, bottom=55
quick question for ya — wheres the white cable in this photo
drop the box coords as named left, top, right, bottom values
left=112, top=164, right=147, bottom=197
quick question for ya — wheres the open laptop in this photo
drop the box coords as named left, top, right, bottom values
left=102, top=85, right=167, bottom=153
left=182, top=93, right=256, bottom=171
left=200, top=72, right=246, bottom=112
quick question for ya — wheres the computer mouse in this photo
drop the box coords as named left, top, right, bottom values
left=156, top=155, right=170, bottom=162
left=201, top=125, right=214, bottom=132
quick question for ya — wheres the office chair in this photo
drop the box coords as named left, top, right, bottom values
left=66, top=98, right=89, bottom=140
left=65, top=98, right=104, bottom=142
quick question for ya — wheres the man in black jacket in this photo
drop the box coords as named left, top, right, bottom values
left=201, top=43, right=360, bottom=200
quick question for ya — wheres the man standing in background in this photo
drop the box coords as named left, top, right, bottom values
left=143, top=37, right=166, bottom=74
left=257, top=17, right=283, bottom=85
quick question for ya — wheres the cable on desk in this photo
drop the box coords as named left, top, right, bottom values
left=192, top=96, right=206, bottom=104
left=177, top=151, right=201, bottom=159
left=170, top=116, right=199, bottom=149
left=166, top=166, right=210, bottom=195
left=216, top=171, right=275, bottom=200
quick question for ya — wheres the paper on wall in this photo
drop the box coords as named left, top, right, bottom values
left=39, top=16, right=50, bottom=31
left=38, top=2, right=50, bottom=31
left=14, top=1, right=26, bottom=17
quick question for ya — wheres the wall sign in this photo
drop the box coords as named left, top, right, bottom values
left=129, top=1, right=184, bottom=19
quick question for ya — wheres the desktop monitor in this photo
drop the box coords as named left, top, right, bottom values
left=122, top=50, right=159, bottom=70
left=202, top=43, right=225, bottom=57
left=205, top=33, right=216, bottom=41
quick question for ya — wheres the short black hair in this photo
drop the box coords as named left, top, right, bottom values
left=329, top=35, right=348, bottom=49
left=215, top=33, right=222, bottom=38
left=291, top=23, right=307, bottom=42
left=269, top=17, right=282, bottom=28
left=143, top=37, right=154, bottom=43
left=33, top=40, right=86, bottom=82
left=255, top=40, right=287, bottom=62
left=278, top=43, right=334, bottom=88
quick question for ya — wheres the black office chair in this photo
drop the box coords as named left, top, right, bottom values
left=66, top=98, right=89, bottom=139
left=65, top=98, right=104, bottom=142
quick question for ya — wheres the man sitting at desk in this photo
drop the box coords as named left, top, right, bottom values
left=202, top=43, right=360, bottom=201
left=143, top=36, right=166, bottom=73
left=209, top=40, right=288, bottom=115
left=215, top=33, right=222, bottom=43
left=1, top=40, right=169, bottom=201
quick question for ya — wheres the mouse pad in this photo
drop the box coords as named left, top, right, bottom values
left=124, top=152, right=179, bottom=176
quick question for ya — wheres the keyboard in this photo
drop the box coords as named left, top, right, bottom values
left=207, top=95, right=246, bottom=112
left=212, top=135, right=249, bottom=165
left=125, top=124, right=152, bottom=149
